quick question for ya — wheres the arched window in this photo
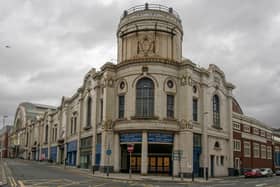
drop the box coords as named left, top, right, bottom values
left=136, top=78, right=154, bottom=117
left=86, top=97, right=92, bottom=127
left=213, top=95, right=220, bottom=128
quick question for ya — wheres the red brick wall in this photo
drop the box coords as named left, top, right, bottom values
left=233, top=123, right=273, bottom=170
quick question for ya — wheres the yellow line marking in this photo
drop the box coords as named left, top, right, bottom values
left=18, top=180, right=26, bottom=187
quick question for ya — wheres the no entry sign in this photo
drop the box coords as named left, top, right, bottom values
left=127, top=144, right=134, bottom=153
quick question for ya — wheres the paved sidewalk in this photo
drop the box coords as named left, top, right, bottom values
left=0, top=160, right=7, bottom=186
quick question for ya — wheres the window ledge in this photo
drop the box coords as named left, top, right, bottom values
left=212, top=126, right=223, bottom=130
left=131, top=116, right=159, bottom=120
left=116, top=118, right=127, bottom=121
left=163, top=117, right=177, bottom=121
left=83, top=126, right=92, bottom=130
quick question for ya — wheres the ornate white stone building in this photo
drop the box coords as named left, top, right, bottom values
left=12, top=4, right=273, bottom=177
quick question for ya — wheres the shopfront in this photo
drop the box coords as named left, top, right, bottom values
left=120, top=133, right=142, bottom=173
left=50, top=146, right=57, bottom=162
left=67, top=140, right=77, bottom=166
left=80, top=136, right=92, bottom=169
left=119, top=132, right=173, bottom=175
left=147, top=132, right=173, bottom=175
left=41, top=147, right=48, bottom=160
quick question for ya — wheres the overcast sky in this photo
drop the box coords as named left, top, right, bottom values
left=0, top=0, right=280, bottom=128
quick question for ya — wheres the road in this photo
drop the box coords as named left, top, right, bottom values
left=2, top=159, right=280, bottom=187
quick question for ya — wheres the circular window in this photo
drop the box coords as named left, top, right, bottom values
left=167, top=80, right=174, bottom=88
left=193, top=85, right=197, bottom=93
left=120, top=81, right=125, bottom=90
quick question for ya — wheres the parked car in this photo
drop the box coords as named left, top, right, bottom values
left=260, top=168, right=273, bottom=177
left=244, top=168, right=262, bottom=178
left=275, top=169, right=280, bottom=176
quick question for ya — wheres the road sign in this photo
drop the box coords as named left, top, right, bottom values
left=106, top=149, right=112, bottom=156
left=127, top=144, right=134, bottom=153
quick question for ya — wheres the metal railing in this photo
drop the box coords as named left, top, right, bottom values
left=122, top=3, right=180, bottom=20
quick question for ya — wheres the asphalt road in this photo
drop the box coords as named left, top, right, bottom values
left=2, top=159, right=280, bottom=187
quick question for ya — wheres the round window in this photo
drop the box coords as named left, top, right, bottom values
left=193, top=85, right=197, bottom=93
left=120, top=81, right=125, bottom=90
left=167, top=80, right=174, bottom=88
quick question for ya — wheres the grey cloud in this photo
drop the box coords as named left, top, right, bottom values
left=0, top=0, right=280, bottom=128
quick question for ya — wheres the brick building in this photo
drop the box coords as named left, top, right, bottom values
left=0, top=126, right=12, bottom=158
left=232, top=99, right=273, bottom=173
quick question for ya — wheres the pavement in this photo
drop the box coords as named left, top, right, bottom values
left=0, top=160, right=7, bottom=186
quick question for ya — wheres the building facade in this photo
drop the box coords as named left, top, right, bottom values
left=0, top=126, right=12, bottom=158
left=9, top=4, right=279, bottom=177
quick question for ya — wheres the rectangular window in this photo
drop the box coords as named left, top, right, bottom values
left=253, top=128, right=259, bottom=135
left=261, top=145, right=266, bottom=159
left=233, top=122, right=240, bottom=130
left=243, top=125, right=250, bottom=133
left=260, top=130, right=266, bottom=137
left=275, top=146, right=280, bottom=152
left=167, top=95, right=174, bottom=118
left=267, top=146, right=272, bottom=159
left=253, top=143, right=260, bottom=158
left=100, top=99, right=103, bottom=122
left=221, top=156, right=224, bottom=166
left=267, top=133, right=272, bottom=139
left=193, top=133, right=201, bottom=147
left=118, top=95, right=125, bottom=119
left=74, top=116, right=77, bottom=134
left=70, top=117, right=73, bottom=134
left=244, top=141, right=251, bottom=157
left=233, top=139, right=241, bottom=152
left=193, top=98, right=198, bottom=121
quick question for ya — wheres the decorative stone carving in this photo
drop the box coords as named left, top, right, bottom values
left=105, top=78, right=114, bottom=87
left=180, top=75, right=187, bottom=86
left=180, top=119, right=193, bottom=129
left=137, top=35, right=155, bottom=56
left=102, top=120, right=113, bottom=131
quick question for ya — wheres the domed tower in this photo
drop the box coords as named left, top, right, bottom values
left=117, top=3, right=183, bottom=63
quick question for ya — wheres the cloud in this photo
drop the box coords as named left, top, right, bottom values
left=0, top=0, right=279, bottom=128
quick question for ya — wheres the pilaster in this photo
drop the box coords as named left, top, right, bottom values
left=141, top=131, right=148, bottom=175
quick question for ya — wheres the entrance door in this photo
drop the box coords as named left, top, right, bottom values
left=148, top=144, right=172, bottom=175
left=193, top=147, right=201, bottom=177
left=234, top=158, right=240, bottom=169
left=120, top=144, right=141, bottom=173
left=148, top=156, right=171, bottom=174
left=130, top=156, right=141, bottom=172
left=210, top=155, right=214, bottom=177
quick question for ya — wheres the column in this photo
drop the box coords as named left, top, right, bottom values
left=179, top=131, right=193, bottom=177
left=227, top=94, right=234, bottom=175
left=141, top=131, right=148, bottom=175
left=200, top=83, right=209, bottom=179
left=113, top=133, right=120, bottom=172
left=173, top=133, right=179, bottom=176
